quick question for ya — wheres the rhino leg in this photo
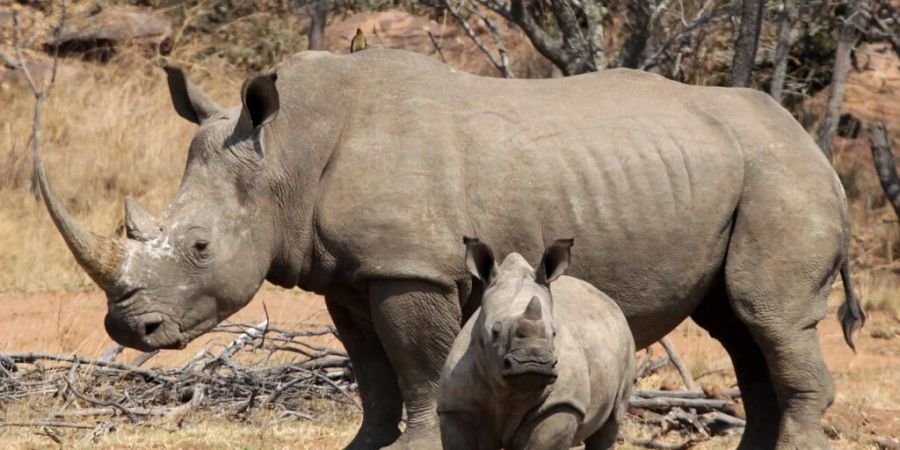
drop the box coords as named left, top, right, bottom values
left=723, top=195, right=843, bottom=450
left=511, top=405, right=579, bottom=450
left=370, top=280, right=461, bottom=449
left=326, top=296, right=403, bottom=449
left=691, top=282, right=780, bottom=450
left=583, top=415, right=619, bottom=450
left=440, top=411, right=497, bottom=450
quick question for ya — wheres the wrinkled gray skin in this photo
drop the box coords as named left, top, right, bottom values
left=439, top=238, right=635, bottom=450
left=37, top=49, right=865, bottom=450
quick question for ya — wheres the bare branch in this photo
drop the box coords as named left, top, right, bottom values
left=441, top=0, right=514, bottom=78
left=731, top=0, right=765, bottom=87
left=659, top=337, right=697, bottom=391
left=640, top=3, right=734, bottom=70
left=817, top=0, right=865, bottom=159
left=869, top=122, right=900, bottom=220
left=770, top=0, right=795, bottom=102
left=469, top=1, right=514, bottom=77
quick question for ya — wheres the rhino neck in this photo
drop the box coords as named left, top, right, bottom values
left=262, top=56, right=352, bottom=293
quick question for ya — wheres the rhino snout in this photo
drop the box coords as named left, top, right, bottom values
left=104, top=308, right=186, bottom=352
left=500, top=349, right=558, bottom=390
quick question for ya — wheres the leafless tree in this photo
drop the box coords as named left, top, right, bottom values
left=731, top=0, right=765, bottom=87
left=817, top=0, right=866, bottom=159
left=0, top=4, right=67, bottom=200
left=307, top=0, right=330, bottom=51
left=441, top=0, right=515, bottom=78
left=616, top=0, right=651, bottom=69
left=859, top=0, right=899, bottom=56
left=770, top=0, right=794, bottom=102
left=461, top=0, right=607, bottom=75
left=869, top=123, right=900, bottom=221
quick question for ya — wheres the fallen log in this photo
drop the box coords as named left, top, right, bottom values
left=629, top=397, right=732, bottom=411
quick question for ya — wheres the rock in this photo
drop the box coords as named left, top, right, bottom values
left=324, top=10, right=552, bottom=78
left=44, top=5, right=172, bottom=62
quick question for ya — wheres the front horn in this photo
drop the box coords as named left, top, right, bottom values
left=34, top=142, right=127, bottom=292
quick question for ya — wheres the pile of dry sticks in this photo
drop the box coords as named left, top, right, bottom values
left=0, top=322, right=744, bottom=448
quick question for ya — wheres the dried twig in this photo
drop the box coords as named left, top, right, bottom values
left=659, top=337, right=696, bottom=391
left=0, top=421, right=95, bottom=429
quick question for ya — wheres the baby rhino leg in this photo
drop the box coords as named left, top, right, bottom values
left=440, top=412, right=496, bottom=450
left=512, top=406, right=579, bottom=450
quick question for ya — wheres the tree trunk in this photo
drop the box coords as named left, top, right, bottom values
left=617, top=0, right=651, bottom=69
left=307, top=1, right=330, bottom=51
left=817, top=0, right=863, bottom=160
left=769, top=0, right=794, bottom=102
left=731, top=0, right=765, bottom=87
left=869, top=122, right=900, bottom=220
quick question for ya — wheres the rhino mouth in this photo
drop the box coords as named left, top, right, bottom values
left=501, top=352, right=558, bottom=390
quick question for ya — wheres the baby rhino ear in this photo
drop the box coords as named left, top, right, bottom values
left=535, top=238, right=574, bottom=285
left=463, top=236, right=498, bottom=285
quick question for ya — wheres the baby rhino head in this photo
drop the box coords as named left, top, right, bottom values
left=463, top=237, right=574, bottom=392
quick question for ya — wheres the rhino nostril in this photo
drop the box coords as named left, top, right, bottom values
left=144, top=321, right=162, bottom=336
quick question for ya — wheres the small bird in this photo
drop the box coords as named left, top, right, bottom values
left=350, top=28, right=367, bottom=53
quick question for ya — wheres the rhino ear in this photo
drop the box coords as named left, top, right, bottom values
left=535, top=238, right=574, bottom=285
left=464, top=236, right=498, bottom=285
left=164, top=66, right=222, bottom=124
left=240, top=73, right=279, bottom=132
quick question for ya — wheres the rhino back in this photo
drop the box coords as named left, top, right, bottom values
left=276, top=49, right=823, bottom=345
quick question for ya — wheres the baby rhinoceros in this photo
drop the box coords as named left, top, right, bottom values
left=438, top=238, right=635, bottom=450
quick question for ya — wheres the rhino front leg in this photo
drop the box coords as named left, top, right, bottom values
left=370, top=280, right=462, bottom=449
left=511, top=406, right=579, bottom=450
left=440, top=411, right=498, bottom=450
left=326, top=296, right=403, bottom=450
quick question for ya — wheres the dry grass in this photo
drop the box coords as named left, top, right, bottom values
left=0, top=401, right=360, bottom=450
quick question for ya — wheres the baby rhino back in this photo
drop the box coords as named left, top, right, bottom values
left=550, top=276, right=635, bottom=446
left=438, top=238, right=635, bottom=450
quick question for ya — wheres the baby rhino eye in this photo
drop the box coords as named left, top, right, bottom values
left=490, top=321, right=502, bottom=339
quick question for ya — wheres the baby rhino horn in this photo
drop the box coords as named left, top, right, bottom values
left=523, top=297, right=543, bottom=321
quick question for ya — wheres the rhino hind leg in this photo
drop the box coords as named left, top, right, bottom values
left=722, top=190, right=845, bottom=450
left=691, top=280, right=780, bottom=450
left=369, top=280, right=462, bottom=449
left=325, top=297, right=403, bottom=450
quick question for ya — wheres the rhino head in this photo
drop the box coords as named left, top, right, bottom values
left=463, top=237, right=574, bottom=392
left=35, top=67, right=283, bottom=351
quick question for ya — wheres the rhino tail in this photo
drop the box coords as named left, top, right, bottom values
left=837, top=259, right=865, bottom=352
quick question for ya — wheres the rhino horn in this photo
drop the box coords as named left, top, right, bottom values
left=34, top=144, right=126, bottom=292
left=523, top=296, right=543, bottom=321
left=124, top=197, right=160, bottom=241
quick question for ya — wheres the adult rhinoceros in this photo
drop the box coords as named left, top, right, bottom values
left=36, top=49, right=863, bottom=450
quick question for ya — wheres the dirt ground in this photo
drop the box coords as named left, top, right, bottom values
left=1, top=285, right=898, bottom=449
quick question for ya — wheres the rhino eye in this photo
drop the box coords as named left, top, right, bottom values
left=192, top=240, right=210, bottom=258
left=490, top=321, right=502, bottom=340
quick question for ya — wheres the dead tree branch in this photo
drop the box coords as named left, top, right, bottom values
left=0, top=4, right=67, bottom=199
left=770, top=0, right=795, bottom=102
left=818, top=0, right=865, bottom=159
left=441, top=0, right=515, bottom=78
left=639, top=3, right=735, bottom=71
left=869, top=122, right=900, bottom=220
left=306, top=0, right=330, bottom=51
left=731, top=0, right=765, bottom=87
left=659, top=337, right=696, bottom=391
